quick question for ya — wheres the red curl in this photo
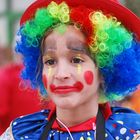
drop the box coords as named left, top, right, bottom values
left=70, top=6, right=94, bottom=45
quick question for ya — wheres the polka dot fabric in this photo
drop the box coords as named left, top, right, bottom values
left=2, top=107, right=140, bottom=140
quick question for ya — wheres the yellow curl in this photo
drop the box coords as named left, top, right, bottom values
left=89, top=45, right=98, bottom=53
left=98, top=43, right=108, bottom=52
left=90, top=11, right=107, bottom=25
left=47, top=1, right=59, bottom=18
left=47, top=1, right=70, bottom=23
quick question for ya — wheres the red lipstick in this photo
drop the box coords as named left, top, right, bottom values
left=50, top=81, right=83, bottom=94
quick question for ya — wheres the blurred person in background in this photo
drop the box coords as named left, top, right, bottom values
left=0, top=43, right=42, bottom=134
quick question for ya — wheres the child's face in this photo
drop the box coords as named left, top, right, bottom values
left=42, top=25, right=101, bottom=109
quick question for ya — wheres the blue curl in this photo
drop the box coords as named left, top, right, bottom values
left=15, top=26, right=45, bottom=94
left=101, top=40, right=140, bottom=99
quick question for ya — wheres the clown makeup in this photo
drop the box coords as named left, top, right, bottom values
left=48, top=66, right=52, bottom=77
left=76, top=54, right=82, bottom=74
left=42, top=25, right=100, bottom=109
left=84, top=70, right=94, bottom=85
left=67, top=39, right=90, bottom=55
left=77, top=64, right=81, bottom=74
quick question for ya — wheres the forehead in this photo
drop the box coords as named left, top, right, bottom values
left=43, top=25, right=90, bottom=55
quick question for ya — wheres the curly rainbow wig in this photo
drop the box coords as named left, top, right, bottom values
left=16, top=1, right=140, bottom=102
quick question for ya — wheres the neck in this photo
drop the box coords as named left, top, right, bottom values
left=56, top=94, right=99, bottom=127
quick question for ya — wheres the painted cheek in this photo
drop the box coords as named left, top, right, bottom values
left=84, top=71, right=94, bottom=85
left=42, top=75, right=48, bottom=88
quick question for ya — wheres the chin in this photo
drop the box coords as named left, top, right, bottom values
left=55, top=99, right=79, bottom=109
left=49, top=92, right=82, bottom=109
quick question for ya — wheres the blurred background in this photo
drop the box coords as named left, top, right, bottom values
left=0, top=0, right=140, bottom=135
left=0, top=0, right=35, bottom=65
left=0, top=0, right=42, bottom=134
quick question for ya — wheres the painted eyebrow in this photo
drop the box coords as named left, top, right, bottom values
left=43, top=39, right=90, bottom=56
left=42, top=40, right=57, bottom=55
left=67, top=41, right=90, bottom=55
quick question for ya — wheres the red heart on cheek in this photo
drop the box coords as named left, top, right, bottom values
left=84, top=71, right=94, bottom=85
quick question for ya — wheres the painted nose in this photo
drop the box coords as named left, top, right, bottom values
left=54, top=61, right=71, bottom=81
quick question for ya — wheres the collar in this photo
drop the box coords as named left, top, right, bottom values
left=48, top=103, right=112, bottom=132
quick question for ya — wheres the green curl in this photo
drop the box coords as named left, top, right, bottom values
left=22, top=8, right=59, bottom=45
left=90, top=12, right=133, bottom=68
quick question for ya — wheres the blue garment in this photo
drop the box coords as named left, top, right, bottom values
left=12, top=107, right=140, bottom=140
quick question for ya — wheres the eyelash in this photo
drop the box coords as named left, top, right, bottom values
left=45, top=58, right=56, bottom=66
left=71, top=57, right=84, bottom=64
left=44, top=56, right=84, bottom=66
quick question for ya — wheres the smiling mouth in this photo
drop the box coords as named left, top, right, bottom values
left=50, top=82, right=83, bottom=94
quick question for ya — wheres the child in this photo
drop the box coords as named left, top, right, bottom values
left=1, top=0, right=140, bottom=139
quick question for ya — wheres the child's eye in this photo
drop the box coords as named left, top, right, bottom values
left=45, top=59, right=56, bottom=66
left=71, top=57, right=84, bottom=64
